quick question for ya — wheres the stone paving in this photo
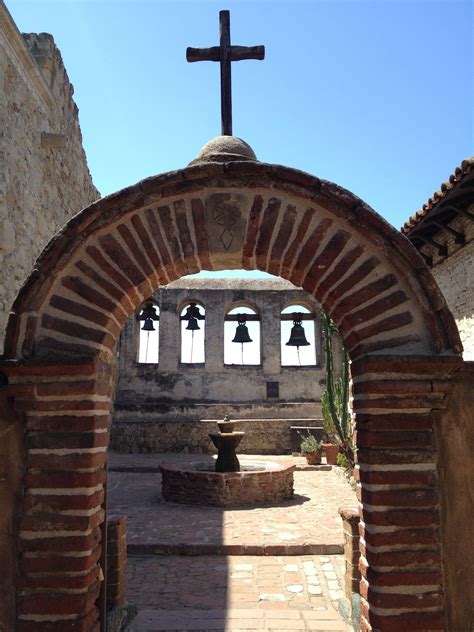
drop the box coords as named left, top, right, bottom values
left=108, top=452, right=356, bottom=630
left=127, top=555, right=351, bottom=631
left=108, top=453, right=356, bottom=555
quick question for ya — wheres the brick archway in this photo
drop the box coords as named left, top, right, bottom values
left=1, top=160, right=462, bottom=631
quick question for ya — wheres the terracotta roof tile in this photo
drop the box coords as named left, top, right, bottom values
left=401, top=157, right=474, bottom=234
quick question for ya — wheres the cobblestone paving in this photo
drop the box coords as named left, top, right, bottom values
left=108, top=453, right=356, bottom=554
left=127, top=555, right=351, bottom=631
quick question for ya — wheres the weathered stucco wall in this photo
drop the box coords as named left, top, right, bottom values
left=432, top=235, right=474, bottom=361
left=113, top=279, right=333, bottom=453
left=435, top=363, right=474, bottom=631
left=0, top=3, right=99, bottom=351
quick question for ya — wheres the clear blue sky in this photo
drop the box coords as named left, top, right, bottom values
left=9, top=0, right=472, bottom=232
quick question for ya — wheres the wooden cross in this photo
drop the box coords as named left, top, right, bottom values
left=186, top=10, right=265, bottom=136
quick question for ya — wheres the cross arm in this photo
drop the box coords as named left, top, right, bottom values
left=186, top=46, right=221, bottom=62
left=230, top=45, right=265, bottom=61
left=187, top=45, right=265, bottom=63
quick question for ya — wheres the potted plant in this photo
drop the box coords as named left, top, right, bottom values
left=298, top=431, right=323, bottom=465
left=320, top=309, right=355, bottom=468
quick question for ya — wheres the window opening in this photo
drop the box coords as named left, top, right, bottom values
left=180, top=302, right=205, bottom=363
left=281, top=304, right=316, bottom=366
left=225, top=305, right=261, bottom=365
left=137, top=302, right=159, bottom=363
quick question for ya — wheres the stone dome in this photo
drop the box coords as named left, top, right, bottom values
left=188, top=136, right=257, bottom=166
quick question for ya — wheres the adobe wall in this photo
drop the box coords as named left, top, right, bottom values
left=0, top=3, right=99, bottom=351
left=431, top=235, right=474, bottom=360
left=435, top=362, right=474, bottom=631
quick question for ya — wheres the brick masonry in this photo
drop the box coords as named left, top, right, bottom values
left=107, top=515, right=127, bottom=609
left=160, top=462, right=295, bottom=507
left=0, top=143, right=465, bottom=630
left=3, top=160, right=461, bottom=361
left=338, top=508, right=361, bottom=599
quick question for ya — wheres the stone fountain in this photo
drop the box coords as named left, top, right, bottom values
left=160, top=416, right=295, bottom=506
left=208, top=416, right=245, bottom=472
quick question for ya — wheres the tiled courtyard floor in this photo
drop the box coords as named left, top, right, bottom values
left=108, top=452, right=356, bottom=631
left=108, top=453, right=356, bottom=554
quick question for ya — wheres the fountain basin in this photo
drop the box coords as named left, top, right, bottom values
left=160, top=460, right=295, bottom=507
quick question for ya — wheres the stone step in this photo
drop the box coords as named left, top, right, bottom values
left=127, top=607, right=351, bottom=631
left=108, top=463, right=331, bottom=474
left=127, top=543, right=343, bottom=556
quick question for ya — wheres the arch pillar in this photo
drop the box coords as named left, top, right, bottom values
left=351, top=355, right=462, bottom=631
left=0, top=357, right=114, bottom=631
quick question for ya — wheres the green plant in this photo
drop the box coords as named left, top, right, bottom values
left=320, top=308, right=355, bottom=468
left=336, top=452, right=351, bottom=470
left=298, top=430, right=322, bottom=454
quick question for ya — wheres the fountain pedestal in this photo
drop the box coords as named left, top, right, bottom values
left=209, top=418, right=244, bottom=472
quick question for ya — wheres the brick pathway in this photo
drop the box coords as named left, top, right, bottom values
left=127, top=555, right=351, bottom=631
left=108, top=453, right=356, bottom=630
left=108, top=453, right=356, bottom=554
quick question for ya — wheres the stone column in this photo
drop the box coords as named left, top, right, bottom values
left=204, top=293, right=224, bottom=372
left=158, top=300, right=179, bottom=371
left=261, top=301, right=281, bottom=375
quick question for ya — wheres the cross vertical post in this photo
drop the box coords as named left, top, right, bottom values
left=220, top=10, right=232, bottom=136
left=186, top=10, right=265, bottom=137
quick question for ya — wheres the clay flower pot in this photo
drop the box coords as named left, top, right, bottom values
left=304, top=450, right=322, bottom=465
left=323, top=443, right=340, bottom=465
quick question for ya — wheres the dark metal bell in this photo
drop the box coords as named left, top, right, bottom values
left=232, top=316, right=252, bottom=344
left=142, top=318, right=156, bottom=332
left=286, top=314, right=310, bottom=348
left=186, top=316, right=200, bottom=331
left=137, top=302, right=159, bottom=331
left=184, top=302, right=204, bottom=321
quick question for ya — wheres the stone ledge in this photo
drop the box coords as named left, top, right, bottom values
left=128, top=543, right=343, bottom=556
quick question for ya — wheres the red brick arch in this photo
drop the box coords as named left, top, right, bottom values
left=1, top=160, right=462, bottom=631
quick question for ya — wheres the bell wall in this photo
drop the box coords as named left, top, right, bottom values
left=112, top=278, right=340, bottom=453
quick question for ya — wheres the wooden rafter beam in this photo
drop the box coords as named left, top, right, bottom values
left=432, top=222, right=465, bottom=244
left=441, top=205, right=474, bottom=221
left=412, top=234, right=447, bottom=257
